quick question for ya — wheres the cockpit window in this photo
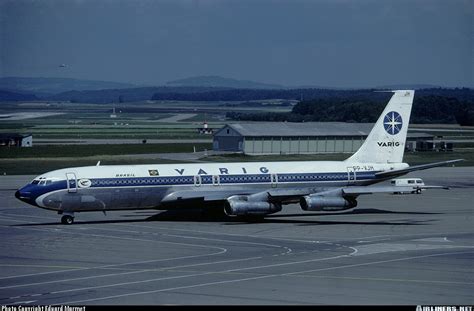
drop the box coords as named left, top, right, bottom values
left=32, top=177, right=58, bottom=186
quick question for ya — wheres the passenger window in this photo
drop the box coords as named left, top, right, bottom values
left=408, top=180, right=414, bottom=184
left=416, top=180, right=423, bottom=184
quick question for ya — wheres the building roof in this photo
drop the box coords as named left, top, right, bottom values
left=0, top=133, right=32, bottom=139
left=217, top=123, right=433, bottom=138
left=222, top=122, right=373, bottom=137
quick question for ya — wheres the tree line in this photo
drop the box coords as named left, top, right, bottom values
left=227, top=94, right=474, bottom=125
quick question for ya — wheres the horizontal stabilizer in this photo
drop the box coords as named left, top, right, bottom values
left=374, top=159, right=464, bottom=179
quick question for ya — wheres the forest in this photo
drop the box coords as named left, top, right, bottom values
left=227, top=92, right=474, bottom=125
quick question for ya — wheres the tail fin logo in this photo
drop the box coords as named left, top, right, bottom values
left=383, top=111, right=403, bottom=135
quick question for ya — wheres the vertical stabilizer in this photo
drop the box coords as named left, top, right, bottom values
left=346, top=90, right=414, bottom=164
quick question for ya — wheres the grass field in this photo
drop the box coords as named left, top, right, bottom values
left=1, top=149, right=472, bottom=175
left=0, top=158, right=184, bottom=175
left=1, top=100, right=473, bottom=175
left=0, top=143, right=212, bottom=159
left=0, top=100, right=286, bottom=139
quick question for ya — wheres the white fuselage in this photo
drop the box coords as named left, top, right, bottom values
left=17, top=160, right=408, bottom=212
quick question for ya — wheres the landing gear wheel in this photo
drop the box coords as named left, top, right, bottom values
left=61, top=215, right=74, bottom=225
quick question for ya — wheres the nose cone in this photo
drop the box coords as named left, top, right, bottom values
left=15, top=188, right=28, bottom=202
left=15, top=187, right=36, bottom=206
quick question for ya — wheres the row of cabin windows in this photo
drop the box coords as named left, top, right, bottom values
left=279, top=174, right=347, bottom=181
left=88, top=173, right=352, bottom=186
left=220, top=175, right=270, bottom=182
left=94, top=178, right=193, bottom=185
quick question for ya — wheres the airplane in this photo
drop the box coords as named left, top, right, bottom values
left=15, top=90, right=462, bottom=224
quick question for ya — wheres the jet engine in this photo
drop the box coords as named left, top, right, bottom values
left=300, top=195, right=357, bottom=211
left=224, top=194, right=282, bottom=216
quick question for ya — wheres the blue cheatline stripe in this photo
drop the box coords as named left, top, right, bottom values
left=85, top=171, right=379, bottom=188
left=24, top=171, right=380, bottom=200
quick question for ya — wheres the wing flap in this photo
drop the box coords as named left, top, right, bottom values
left=161, top=189, right=252, bottom=203
left=343, top=185, right=449, bottom=196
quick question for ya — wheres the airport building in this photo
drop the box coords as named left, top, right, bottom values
left=0, top=133, right=33, bottom=147
left=212, top=123, right=434, bottom=155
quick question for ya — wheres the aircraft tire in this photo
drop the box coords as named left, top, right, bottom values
left=61, top=215, right=74, bottom=225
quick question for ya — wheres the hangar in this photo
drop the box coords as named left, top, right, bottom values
left=0, top=133, right=33, bottom=147
left=212, top=123, right=433, bottom=155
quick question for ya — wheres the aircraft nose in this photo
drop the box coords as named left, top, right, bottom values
left=15, top=188, right=32, bottom=203
left=15, top=187, right=39, bottom=207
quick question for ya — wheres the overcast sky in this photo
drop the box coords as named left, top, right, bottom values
left=0, top=0, right=472, bottom=88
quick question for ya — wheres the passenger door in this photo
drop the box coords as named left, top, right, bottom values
left=212, top=175, right=220, bottom=186
left=194, top=175, right=202, bottom=187
left=347, top=167, right=356, bottom=185
left=66, top=172, right=77, bottom=193
left=271, top=173, right=278, bottom=188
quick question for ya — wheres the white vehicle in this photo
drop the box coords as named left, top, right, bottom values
left=391, top=178, right=425, bottom=194
left=15, top=90, right=461, bottom=224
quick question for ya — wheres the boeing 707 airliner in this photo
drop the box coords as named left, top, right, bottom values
left=15, top=90, right=462, bottom=224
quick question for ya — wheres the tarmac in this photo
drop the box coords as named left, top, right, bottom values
left=0, top=167, right=472, bottom=305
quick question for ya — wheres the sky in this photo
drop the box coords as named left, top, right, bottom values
left=0, top=0, right=472, bottom=88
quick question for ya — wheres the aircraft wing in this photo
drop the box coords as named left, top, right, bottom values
left=342, top=185, right=449, bottom=196
left=375, top=159, right=463, bottom=179
left=161, top=183, right=449, bottom=207
left=267, top=185, right=449, bottom=199
left=161, top=187, right=322, bottom=206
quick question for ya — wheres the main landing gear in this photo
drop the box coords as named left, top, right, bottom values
left=60, top=212, right=75, bottom=225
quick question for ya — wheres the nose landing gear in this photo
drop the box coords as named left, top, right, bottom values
left=60, top=213, right=75, bottom=225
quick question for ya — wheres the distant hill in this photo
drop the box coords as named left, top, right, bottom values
left=0, top=77, right=136, bottom=95
left=166, top=75, right=284, bottom=89
left=375, top=84, right=444, bottom=90
left=49, top=85, right=473, bottom=104
left=47, top=86, right=232, bottom=103
left=0, top=89, right=38, bottom=102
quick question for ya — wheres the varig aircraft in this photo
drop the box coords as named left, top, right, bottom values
left=15, top=90, right=461, bottom=224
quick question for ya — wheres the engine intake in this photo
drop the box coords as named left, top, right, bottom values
left=300, top=195, right=357, bottom=211
left=224, top=195, right=282, bottom=216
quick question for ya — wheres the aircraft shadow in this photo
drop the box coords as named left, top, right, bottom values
left=11, top=208, right=439, bottom=226
left=11, top=209, right=231, bottom=226
left=252, top=218, right=436, bottom=226
left=266, top=208, right=443, bottom=218
left=12, top=217, right=159, bottom=227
